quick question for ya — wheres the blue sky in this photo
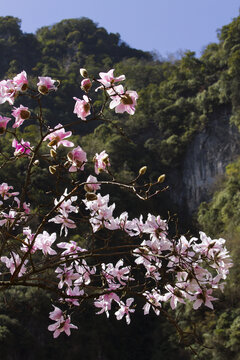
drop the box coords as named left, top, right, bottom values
left=1, top=0, right=239, bottom=57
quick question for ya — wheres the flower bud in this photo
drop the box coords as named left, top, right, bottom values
left=81, top=78, right=92, bottom=92
left=84, top=184, right=92, bottom=192
left=50, top=149, right=57, bottom=158
left=49, top=165, right=57, bottom=174
left=80, top=68, right=88, bottom=78
left=157, top=174, right=166, bottom=183
left=139, top=166, right=147, bottom=175
left=67, top=152, right=73, bottom=161
left=33, top=160, right=39, bottom=166
left=86, top=192, right=98, bottom=201
left=38, top=85, right=49, bottom=95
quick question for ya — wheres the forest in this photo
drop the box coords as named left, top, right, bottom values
left=0, top=14, right=240, bottom=360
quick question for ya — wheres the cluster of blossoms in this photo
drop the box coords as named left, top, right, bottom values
left=73, top=68, right=138, bottom=121
left=0, top=68, right=233, bottom=338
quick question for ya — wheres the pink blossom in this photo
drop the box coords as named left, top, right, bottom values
left=192, top=288, right=217, bottom=310
left=20, top=227, right=37, bottom=253
left=49, top=214, right=76, bottom=237
left=65, top=286, right=84, bottom=306
left=54, top=188, right=78, bottom=215
left=94, top=150, right=110, bottom=174
left=44, top=123, right=74, bottom=149
left=49, top=306, right=63, bottom=321
left=94, top=292, right=120, bottom=318
left=97, top=69, right=125, bottom=88
left=1, top=252, right=28, bottom=277
left=12, top=105, right=30, bottom=128
left=14, top=196, right=30, bottom=214
left=67, top=146, right=87, bottom=172
left=0, top=79, right=17, bottom=105
left=108, top=85, right=138, bottom=115
left=115, top=298, right=135, bottom=324
left=75, top=260, right=96, bottom=286
left=13, top=71, right=28, bottom=91
left=35, top=231, right=57, bottom=256
left=110, top=259, right=134, bottom=285
left=0, top=116, right=11, bottom=134
left=81, top=78, right=92, bottom=92
left=89, top=202, right=115, bottom=232
left=57, top=240, right=86, bottom=256
left=12, top=138, right=32, bottom=156
left=0, top=210, right=18, bottom=227
left=163, top=285, right=185, bottom=310
left=55, top=266, right=80, bottom=289
left=143, top=289, right=162, bottom=315
left=73, top=95, right=91, bottom=120
left=37, top=76, right=57, bottom=94
left=144, top=213, right=168, bottom=241
left=84, top=175, right=101, bottom=192
left=0, top=183, right=19, bottom=200
left=48, top=315, right=78, bottom=338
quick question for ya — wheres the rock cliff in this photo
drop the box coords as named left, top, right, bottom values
left=170, top=108, right=240, bottom=216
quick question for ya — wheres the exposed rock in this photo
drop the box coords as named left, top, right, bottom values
left=171, top=108, right=240, bottom=215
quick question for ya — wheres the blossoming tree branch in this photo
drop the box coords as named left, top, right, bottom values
left=0, top=68, right=232, bottom=339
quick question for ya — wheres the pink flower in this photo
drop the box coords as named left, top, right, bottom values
left=54, top=188, right=78, bottom=215
left=57, top=240, right=86, bottom=256
left=103, top=259, right=133, bottom=286
left=67, top=146, right=87, bottom=172
left=12, top=105, right=30, bottom=128
left=0, top=183, right=19, bottom=200
left=12, top=138, right=32, bottom=156
left=20, top=227, right=37, bottom=253
left=0, top=210, right=18, bottom=227
left=35, top=231, right=57, bottom=256
left=37, top=76, right=58, bottom=94
left=0, top=79, right=17, bottom=105
left=1, top=252, right=28, bottom=277
left=0, top=116, right=11, bottom=134
left=73, top=95, right=91, bottom=120
left=192, top=288, right=217, bottom=310
left=49, top=306, right=63, bottom=321
left=49, top=214, right=76, bottom=237
left=143, top=289, right=162, bottom=315
left=44, top=123, right=74, bottom=149
left=84, top=175, right=101, bottom=193
left=94, top=150, right=110, bottom=174
left=55, top=265, right=80, bottom=289
left=108, top=85, right=138, bottom=115
left=97, top=69, right=125, bottom=88
left=14, top=197, right=30, bottom=215
left=81, top=78, right=92, bottom=92
left=163, top=285, right=185, bottom=310
left=65, top=286, right=84, bottom=306
left=48, top=315, right=78, bottom=338
left=115, top=298, right=135, bottom=324
left=75, top=260, right=96, bottom=286
left=13, top=71, right=28, bottom=91
left=94, top=292, right=120, bottom=318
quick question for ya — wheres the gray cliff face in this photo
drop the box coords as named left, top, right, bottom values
left=171, top=109, right=240, bottom=215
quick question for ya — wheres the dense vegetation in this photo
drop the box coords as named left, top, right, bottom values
left=0, top=14, right=240, bottom=359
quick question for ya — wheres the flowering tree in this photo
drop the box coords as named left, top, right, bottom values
left=0, top=68, right=232, bottom=340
